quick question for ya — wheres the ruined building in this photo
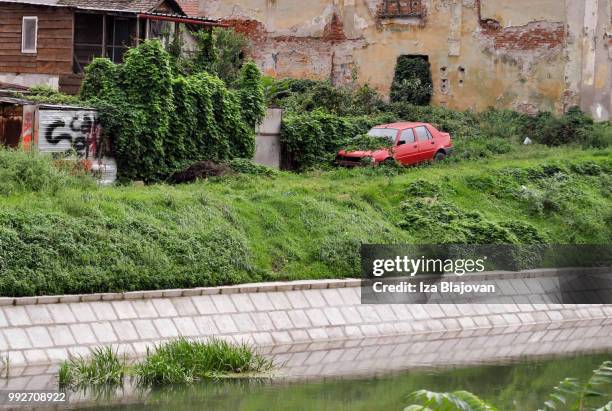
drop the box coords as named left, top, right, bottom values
left=182, top=0, right=612, bottom=120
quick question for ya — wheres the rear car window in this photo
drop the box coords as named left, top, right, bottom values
left=415, top=126, right=431, bottom=141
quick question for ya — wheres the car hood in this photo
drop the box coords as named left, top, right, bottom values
left=338, top=148, right=391, bottom=159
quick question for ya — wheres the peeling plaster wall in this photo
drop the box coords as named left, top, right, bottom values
left=195, top=0, right=612, bottom=118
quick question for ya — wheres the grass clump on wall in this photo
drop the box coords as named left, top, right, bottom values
left=59, top=347, right=127, bottom=388
left=134, top=338, right=273, bottom=385
left=58, top=339, right=273, bottom=388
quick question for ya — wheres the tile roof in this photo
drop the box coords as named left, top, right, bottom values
left=57, top=0, right=178, bottom=12
left=0, top=0, right=185, bottom=13
left=176, top=0, right=198, bottom=16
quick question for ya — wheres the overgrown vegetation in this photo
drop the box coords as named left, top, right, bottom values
left=0, top=147, right=609, bottom=297
left=59, top=339, right=272, bottom=388
left=0, top=148, right=95, bottom=196
left=389, top=55, right=433, bottom=105
left=78, top=39, right=265, bottom=182
left=271, top=76, right=611, bottom=170
left=405, top=360, right=612, bottom=411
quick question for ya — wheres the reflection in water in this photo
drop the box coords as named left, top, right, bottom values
left=69, top=353, right=611, bottom=411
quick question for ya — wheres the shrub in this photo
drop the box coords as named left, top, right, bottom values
left=524, top=106, right=599, bottom=147
left=227, top=159, right=277, bottom=176
left=134, top=338, right=273, bottom=385
left=80, top=40, right=265, bottom=182
left=237, top=61, right=266, bottom=129
left=280, top=111, right=395, bottom=170
left=79, top=58, right=120, bottom=101
left=390, top=56, right=433, bottom=105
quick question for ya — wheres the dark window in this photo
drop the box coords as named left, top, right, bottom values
left=415, top=126, right=431, bottom=142
left=73, top=13, right=103, bottom=73
left=399, top=129, right=415, bottom=145
left=73, top=13, right=137, bottom=73
left=107, top=16, right=134, bottom=63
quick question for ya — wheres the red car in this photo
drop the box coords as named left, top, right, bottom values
left=336, top=122, right=453, bottom=166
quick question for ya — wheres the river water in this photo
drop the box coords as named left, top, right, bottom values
left=75, top=352, right=610, bottom=411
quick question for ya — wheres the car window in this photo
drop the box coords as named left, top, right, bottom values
left=367, top=128, right=399, bottom=143
left=399, top=129, right=415, bottom=145
left=415, top=126, right=431, bottom=142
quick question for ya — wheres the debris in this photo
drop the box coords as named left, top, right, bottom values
left=168, top=161, right=235, bottom=184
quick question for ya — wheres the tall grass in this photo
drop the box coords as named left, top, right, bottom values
left=58, top=339, right=273, bottom=388
left=133, top=338, right=273, bottom=385
left=0, top=147, right=610, bottom=297
left=58, top=347, right=127, bottom=388
left=0, top=148, right=95, bottom=196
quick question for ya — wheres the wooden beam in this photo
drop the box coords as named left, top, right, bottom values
left=101, top=13, right=106, bottom=58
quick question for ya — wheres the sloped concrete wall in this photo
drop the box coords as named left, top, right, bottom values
left=0, top=277, right=611, bottom=376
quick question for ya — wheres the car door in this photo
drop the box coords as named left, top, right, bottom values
left=414, top=126, right=436, bottom=162
left=394, top=128, right=418, bottom=165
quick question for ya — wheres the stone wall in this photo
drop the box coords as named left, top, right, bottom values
left=184, top=0, right=612, bottom=119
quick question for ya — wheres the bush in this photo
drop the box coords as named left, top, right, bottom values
left=227, top=159, right=277, bottom=176
left=390, top=56, right=433, bottom=105
left=280, top=111, right=395, bottom=170
left=265, top=78, right=386, bottom=116
left=80, top=40, right=265, bottom=182
left=79, top=58, right=120, bottom=101
left=524, top=106, right=599, bottom=147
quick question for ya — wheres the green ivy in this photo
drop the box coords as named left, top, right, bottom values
left=80, top=40, right=265, bottom=182
left=390, top=56, right=433, bottom=105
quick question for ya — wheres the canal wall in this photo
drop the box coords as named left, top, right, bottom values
left=0, top=268, right=611, bottom=377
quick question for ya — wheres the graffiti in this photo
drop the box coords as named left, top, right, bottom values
left=39, top=109, right=101, bottom=158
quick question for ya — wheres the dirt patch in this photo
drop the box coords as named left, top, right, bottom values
left=168, top=161, right=235, bottom=184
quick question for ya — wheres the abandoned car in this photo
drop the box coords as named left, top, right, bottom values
left=336, top=122, right=454, bottom=167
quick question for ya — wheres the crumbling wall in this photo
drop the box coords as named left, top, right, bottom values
left=197, top=0, right=610, bottom=118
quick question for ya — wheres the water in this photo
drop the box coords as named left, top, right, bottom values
left=81, top=353, right=611, bottom=411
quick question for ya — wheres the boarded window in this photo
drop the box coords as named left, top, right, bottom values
left=21, top=16, right=38, bottom=53
left=380, top=0, right=424, bottom=18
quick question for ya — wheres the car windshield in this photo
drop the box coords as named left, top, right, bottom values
left=367, top=128, right=398, bottom=142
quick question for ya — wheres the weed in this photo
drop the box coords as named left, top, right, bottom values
left=133, top=338, right=273, bottom=385
left=59, top=347, right=127, bottom=388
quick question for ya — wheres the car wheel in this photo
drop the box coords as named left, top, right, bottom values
left=434, top=151, right=446, bottom=162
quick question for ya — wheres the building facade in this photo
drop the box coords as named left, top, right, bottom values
left=184, top=0, right=612, bottom=120
left=0, top=0, right=222, bottom=94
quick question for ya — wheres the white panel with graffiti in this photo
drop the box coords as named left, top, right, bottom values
left=38, top=108, right=100, bottom=156
left=37, top=108, right=117, bottom=184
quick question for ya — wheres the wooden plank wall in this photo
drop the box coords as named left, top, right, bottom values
left=0, top=4, right=73, bottom=75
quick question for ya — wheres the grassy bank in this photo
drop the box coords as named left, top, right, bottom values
left=0, top=146, right=610, bottom=296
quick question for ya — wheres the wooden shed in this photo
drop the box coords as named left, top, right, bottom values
left=0, top=0, right=224, bottom=94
